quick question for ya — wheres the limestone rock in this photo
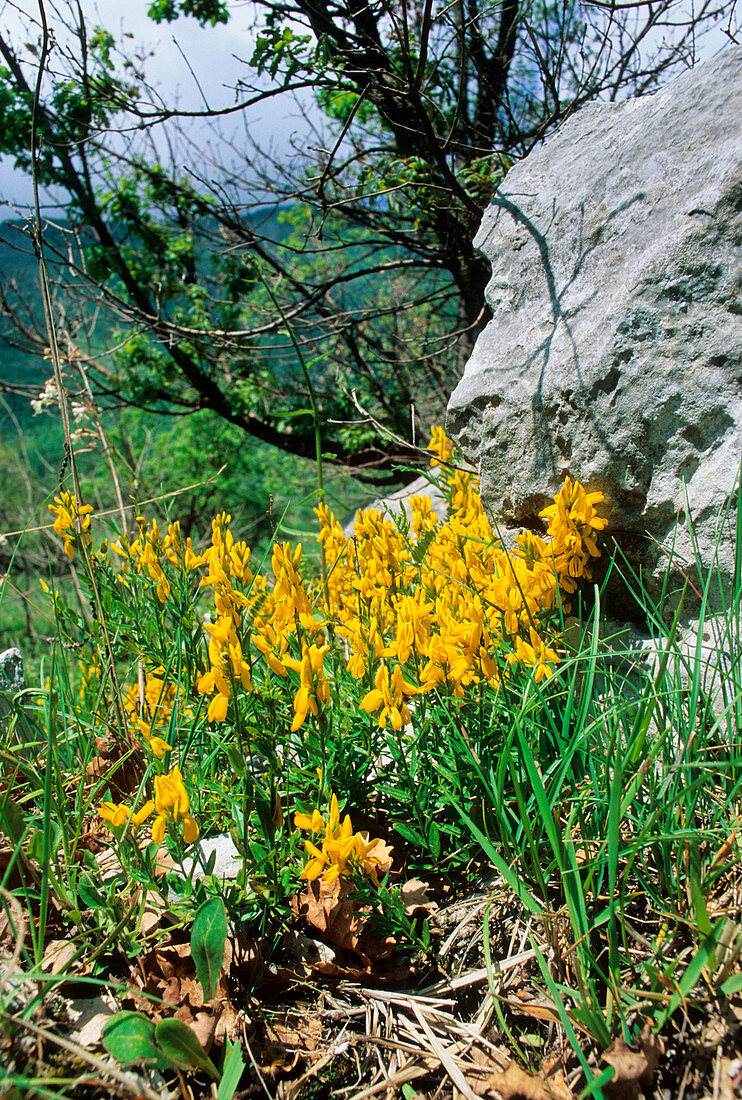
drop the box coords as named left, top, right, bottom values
left=0, top=647, right=33, bottom=753
left=448, top=46, right=742, bottom=614
left=342, top=473, right=448, bottom=536
left=0, top=648, right=26, bottom=692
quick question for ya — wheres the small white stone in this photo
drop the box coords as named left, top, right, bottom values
left=181, top=834, right=243, bottom=882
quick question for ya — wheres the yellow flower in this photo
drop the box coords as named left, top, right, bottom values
left=427, top=426, right=455, bottom=468
left=540, top=477, right=606, bottom=593
left=509, top=627, right=560, bottom=684
left=151, top=765, right=199, bottom=845
left=285, top=643, right=330, bottom=732
left=49, top=491, right=93, bottom=559
left=295, top=792, right=392, bottom=886
left=98, top=800, right=154, bottom=833
left=197, top=614, right=253, bottom=722
left=135, top=719, right=172, bottom=760
left=360, top=663, right=418, bottom=730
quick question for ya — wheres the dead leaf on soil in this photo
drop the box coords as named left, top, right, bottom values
left=601, top=1028, right=663, bottom=1100
left=259, top=1012, right=324, bottom=1079
left=291, top=878, right=365, bottom=951
left=364, top=835, right=394, bottom=877
left=84, top=735, right=145, bottom=798
left=487, top=1059, right=573, bottom=1100
left=290, top=877, right=397, bottom=967
left=400, top=878, right=438, bottom=916
left=41, top=938, right=81, bottom=975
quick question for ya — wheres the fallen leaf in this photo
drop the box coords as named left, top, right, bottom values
left=257, top=1011, right=324, bottom=1078
left=400, top=878, right=438, bottom=916
left=363, top=835, right=394, bottom=877
left=41, top=939, right=79, bottom=975
left=75, top=1012, right=112, bottom=1048
left=291, top=878, right=365, bottom=952
left=84, top=736, right=145, bottom=799
left=602, top=1028, right=663, bottom=1100
left=487, top=1060, right=573, bottom=1099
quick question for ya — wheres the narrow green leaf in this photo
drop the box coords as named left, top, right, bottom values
left=192, top=896, right=228, bottom=1001
left=393, top=821, right=426, bottom=847
left=0, top=797, right=25, bottom=846
left=155, top=1018, right=221, bottom=1080
left=446, top=798, right=542, bottom=916
left=579, top=1067, right=618, bottom=1099
left=102, top=1011, right=160, bottom=1065
left=428, top=821, right=440, bottom=861
left=217, top=1040, right=246, bottom=1100
left=655, top=921, right=725, bottom=1029
left=721, top=972, right=742, bottom=996
left=531, top=941, right=606, bottom=1081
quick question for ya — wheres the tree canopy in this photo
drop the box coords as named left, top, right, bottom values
left=0, top=0, right=737, bottom=479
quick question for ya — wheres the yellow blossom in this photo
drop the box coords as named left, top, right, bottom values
left=285, top=643, right=330, bottom=731
left=295, top=792, right=392, bottom=886
left=360, top=662, right=419, bottom=730
left=427, top=426, right=455, bottom=467
left=98, top=799, right=154, bottom=832
left=49, top=491, right=93, bottom=559
left=151, top=766, right=199, bottom=845
left=539, top=477, right=606, bottom=593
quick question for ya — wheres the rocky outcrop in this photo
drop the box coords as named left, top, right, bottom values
left=448, top=47, right=742, bottom=614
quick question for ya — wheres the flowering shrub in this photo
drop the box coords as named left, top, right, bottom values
left=52, top=428, right=605, bottom=894
left=14, top=424, right=741, bottom=1093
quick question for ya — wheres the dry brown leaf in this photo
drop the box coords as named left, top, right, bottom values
left=499, top=996, right=562, bottom=1026
left=75, top=1012, right=112, bottom=1047
left=41, top=939, right=79, bottom=975
left=259, top=1012, right=323, bottom=1079
left=184, top=1009, right=218, bottom=1054
left=291, top=878, right=365, bottom=951
left=487, top=1061, right=573, bottom=1100
left=602, top=1028, right=663, bottom=1100
left=214, top=1000, right=242, bottom=1044
left=401, top=878, right=438, bottom=915
left=84, top=736, right=144, bottom=798
left=365, top=835, right=394, bottom=876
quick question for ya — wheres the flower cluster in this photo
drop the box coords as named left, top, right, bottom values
left=123, top=672, right=180, bottom=759
left=49, top=491, right=93, bottom=559
left=295, top=793, right=392, bottom=885
left=78, top=425, right=605, bottom=874
left=539, top=476, right=607, bottom=593
left=98, top=764, right=198, bottom=845
left=316, top=445, right=576, bottom=703
left=195, top=513, right=267, bottom=722
left=113, top=516, right=204, bottom=603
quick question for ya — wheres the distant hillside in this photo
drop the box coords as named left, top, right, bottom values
left=0, top=204, right=289, bottom=430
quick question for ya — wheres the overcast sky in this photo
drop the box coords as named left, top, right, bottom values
left=0, top=0, right=312, bottom=216
left=0, top=0, right=737, bottom=218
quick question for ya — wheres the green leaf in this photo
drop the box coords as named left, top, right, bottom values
left=217, top=1039, right=245, bottom=1100
left=446, top=797, right=543, bottom=917
left=226, top=744, right=246, bottom=776
left=191, top=897, right=228, bottom=1001
left=721, top=972, right=742, bottom=996
left=655, top=920, right=725, bottom=1028
left=155, top=1018, right=221, bottom=1080
left=27, top=828, right=45, bottom=864
left=0, top=797, right=25, bottom=846
left=102, top=1011, right=160, bottom=1065
left=427, top=821, right=441, bottom=862
left=392, top=821, right=426, bottom=847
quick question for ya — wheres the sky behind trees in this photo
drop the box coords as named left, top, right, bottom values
left=0, top=0, right=315, bottom=214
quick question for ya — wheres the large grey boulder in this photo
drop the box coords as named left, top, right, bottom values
left=448, top=47, right=742, bottom=615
